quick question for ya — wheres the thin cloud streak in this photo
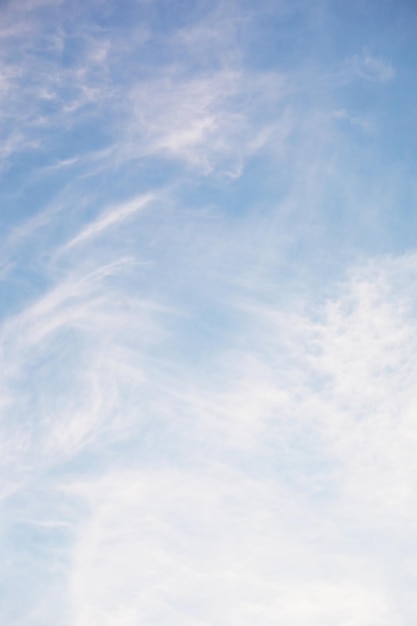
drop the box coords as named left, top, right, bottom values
left=60, top=193, right=155, bottom=252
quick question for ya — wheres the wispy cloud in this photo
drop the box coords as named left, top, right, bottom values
left=3, top=250, right=410, bottom=624
left=1, top=0, right=416, bottom=624
left=60, top=193, right=155, bottom=252
left=346, top=52, right=395, bottom=83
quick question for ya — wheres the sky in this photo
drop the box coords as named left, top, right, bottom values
left=1, top=0, right=417, bottom=624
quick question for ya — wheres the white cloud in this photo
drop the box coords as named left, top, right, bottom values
left=0, top=245, right=167, bottom=481
left=65, top=466, right=395, bottom=626
left=344, top=52, right=395, bottom=83
left=0, top=0, right=289, bottom=177
left=60, top=193, right=155, bottom=252
left=0, top=251, right=408, bottom=624
left=114, top=66, right=289, bottom=176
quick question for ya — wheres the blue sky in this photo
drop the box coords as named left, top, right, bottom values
left=1, top=0, right=417, bottom=624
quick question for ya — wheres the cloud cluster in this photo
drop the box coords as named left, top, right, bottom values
left=3, top=207, right=417, bottom=623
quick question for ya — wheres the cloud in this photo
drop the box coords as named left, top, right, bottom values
left=344, top=52, right=395, bottom=83
left=60, top=193, right=155, bottom=252
left=109, top=52, right=289, bottom=176
left=303, top=257, right=417, bottom=521
left=0, top=0, right=291, bottom=178
left=64, top=466, right=395, bottom=626
left=0, top=250, right=408, bottom=624
left=0, top=237, right=168, bottom=489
